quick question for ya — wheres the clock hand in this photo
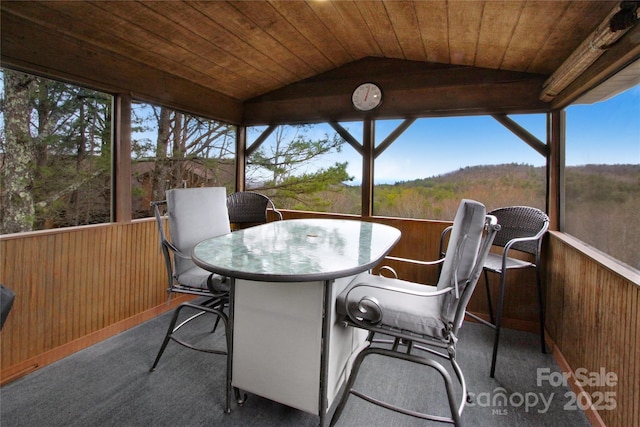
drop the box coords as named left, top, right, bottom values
left=365, top=87, right=370, bottom=101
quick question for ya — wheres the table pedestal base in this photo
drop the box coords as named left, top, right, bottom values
left=232, top=274, right=367, bottom=419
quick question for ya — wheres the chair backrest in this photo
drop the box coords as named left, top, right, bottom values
left=1, top=284, right=15, bottom=330
left=489, top=206, right=549, bottom=255
left=151, top=200, right=173, bottom=290
left=227, top=191, right=282, bottom=225
left=167, top=187, right=231, bottom=276
left=437, top=199, right=500, bottom=330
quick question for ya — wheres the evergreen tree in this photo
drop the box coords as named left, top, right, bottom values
left=248, top=125, right=351, bottom=210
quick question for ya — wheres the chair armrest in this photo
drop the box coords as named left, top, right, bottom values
left=501, top=226, right=547, bottom=261
left=384, top=256, right=446, bottom=267
left=503, top=233, right=544, bottom=251
left=377, top=256, right=445, bottom=280
left=348, top=279, right=453, bottom=299
left=344, top=277, right=454, bottom=325
left=376, top=256, right=445, bottom=281
left=268, top=200, right=283, bottom=220
left=162, top=240, right=191, bottom=260
left=439, top=225, right=453, bottom=258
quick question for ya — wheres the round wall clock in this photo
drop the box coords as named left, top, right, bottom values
left=352, top=82, right=382, bottom=112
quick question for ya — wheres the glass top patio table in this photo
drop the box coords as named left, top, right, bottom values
left=192, top=218, right=401, bottom=282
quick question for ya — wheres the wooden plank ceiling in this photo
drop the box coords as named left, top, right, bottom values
left=0, top=0, right=625, bottom=124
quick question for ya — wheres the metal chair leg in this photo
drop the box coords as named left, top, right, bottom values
left=150, top=304, right=185, bottom=371
left=329, top=345, right=365, bottom=427
left=535, top=267, right=546, bottom=354
left=209, top=298, right=226, bottom=333
left=330, top=344, right=463, bottom=426
left=212, top=315, right=222, bottom=333
left=151, top=301, right=233, bottom=414
left=490, top=271, right=507, bottom=378
left=150, top=302, right=228, bottom=370
left=483, top=269, right=494, bottom=324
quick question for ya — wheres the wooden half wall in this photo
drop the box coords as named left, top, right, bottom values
left=0, top=219, right=191, bottom=384
left=545, top=231, right=639, bottom=427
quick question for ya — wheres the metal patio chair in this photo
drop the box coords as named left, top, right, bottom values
left=330, top=199, right=500, bottom=426
left=149, top=187, right=233, bottom=412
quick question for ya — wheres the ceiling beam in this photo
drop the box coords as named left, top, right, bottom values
left=242, top=58, right=549, bottom=126
left=491, top=114, right=548, bottom=157
left=375, top=119, right=417, bottom=159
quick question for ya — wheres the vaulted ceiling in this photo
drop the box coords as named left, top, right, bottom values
left=2, top=1, right=638, bottom=125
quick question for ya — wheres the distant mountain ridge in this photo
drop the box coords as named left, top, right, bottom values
left=390, top=163, right=638, bottom=188
left=374, top=162, right=639, bottom=270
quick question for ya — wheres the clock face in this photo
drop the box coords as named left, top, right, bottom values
left=352, top=83, right=382, bottom=111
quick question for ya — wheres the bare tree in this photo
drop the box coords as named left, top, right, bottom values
left=141, top=105, right=236, bottom=200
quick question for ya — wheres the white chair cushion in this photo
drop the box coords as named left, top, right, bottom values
left=176, top=267, right=229, bottom=292
left=437, top=199, right=486, bottom=322
left=436, top=199, right=486, bottom=292
left=337, top=274, right=446, bottom=339
left=167, top=187, right=231, bottom=276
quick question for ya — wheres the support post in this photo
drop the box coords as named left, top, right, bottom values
left=113, top=93, right=132, bottom=223
left=361, top=119, right=374, bottom=217
left=547, top=110, right=565, bottom=231
left=235, top=126, right=246, bottom=192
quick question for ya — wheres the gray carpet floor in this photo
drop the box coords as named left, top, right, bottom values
left=1, top=306, right=590, bottom=427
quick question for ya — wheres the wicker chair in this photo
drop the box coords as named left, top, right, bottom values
left=226, top=191, right=282, bottom=230
left=465, top=206, right=549, bottom=378
left=330, top=199, right=500, bottom=426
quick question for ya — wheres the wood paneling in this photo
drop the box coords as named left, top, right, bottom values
left=545, top=231, right=639, bottom=427
left=0, top=219, right=186, bottom=383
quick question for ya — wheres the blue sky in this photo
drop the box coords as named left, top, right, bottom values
left=565, top=85, right=640, bottom=166
left=307, top=84, right=639, bottom=185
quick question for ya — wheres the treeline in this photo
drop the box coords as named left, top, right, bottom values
left=310, top=163, right=639, bottom=270
left=312, top=163, right=547, bottom=219
left=564, top=164, right=639, bottom=270
left=378, top=163, right=546, bottom=219
left=566, top=164, right=639, bottom=205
